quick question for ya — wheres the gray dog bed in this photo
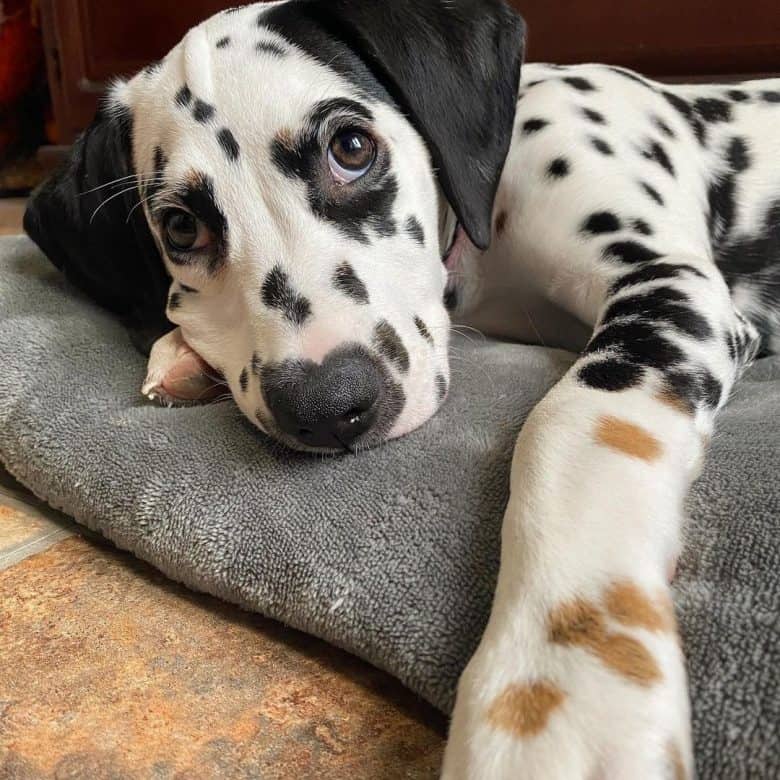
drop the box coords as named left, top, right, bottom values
left=1, top=235, right=778, bottom=776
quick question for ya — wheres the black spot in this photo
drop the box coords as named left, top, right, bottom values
left=651, top=115, right=675, bottom=138
left=631, top=219, right=653, bottom=236
left=639, top=181, right=664, bottom=206
left=547, top=157, right=570, bottom=178
left=261, top=266, right=312, bottom=325
left=707, top=172, right=737, bottom=244
left=180, top=283, right=198, bottom=293
left=726, top=136, right=751, bottom=172
left=602, top=287, right=713, bottom=339
left=216, top=128, right=240, bottom=161
left=641, top=140, right=675, bottom=176
left=590, top=137, right=613, bottom=155
left=522, top=118, right=550, bottom=134
left=175, top=85, right=192, bottom=107
left=563, top=76, right=597, bottom=92
left=332, top=262, right=369, bottom=304
left=239, top=367, right=249, bottom=392
left=602, top=241, right=661, bottom=265
left=256, top=41, right=286, bottom=56
left=665, top=368, right=723, bottom=411
left=414, top=316, right=433, bottom=344
left=271, top=99, right=397, bottom=244
left=701, top=371, right=723, bottom=407
left=193, top=100, right=216, bottom=123
left=145, top=146, right=168, bottom=201
left=525, top=79, right=545, bottom=89
left=694, top=97, right=732, bottom=123
left=578, top=359, right=645, bottom=392
left=169, top=173, right=228, bottom=273
left=760, top=91, right=780, bottom=103
left=374, top=321, right=409, bottom=373
left=216, top=36, right=231, bottom=49
left=610, top=262, right=706, bottom=294
left=581, top=211, right=621, bottom=235
left=582, top=107, right=606, bottom=124
left=585, top=320, right=685, bottom=372
left=251, top=353, right=263, bottom=377
left=727, top=89, right=750, bottom=102
left=167, top=292, right=182, bottom=311
left=435, top=373, right=448, bottom=402
left=661, top=91, right=707, bottom=145
left=405, top=216, right=425, bottom=245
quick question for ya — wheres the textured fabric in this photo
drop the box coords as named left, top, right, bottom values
left=1, top=235, right=778, bottom=776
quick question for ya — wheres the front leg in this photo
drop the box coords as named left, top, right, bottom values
left=443, top=253, right=759, bottom=779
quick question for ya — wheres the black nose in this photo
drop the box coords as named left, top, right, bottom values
left=262, top=345, right=382, bottom=449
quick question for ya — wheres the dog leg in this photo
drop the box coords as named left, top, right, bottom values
left=141, top=327, right=226, bottom=405
left=442, top=254, right=759, bottom=779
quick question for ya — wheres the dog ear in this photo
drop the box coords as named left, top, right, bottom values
left=24, top=99, right=171, bottom=353
left=284, top=0, right=525, bottom=250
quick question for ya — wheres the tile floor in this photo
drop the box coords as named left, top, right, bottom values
left=0, top=201, right=446, bottom=778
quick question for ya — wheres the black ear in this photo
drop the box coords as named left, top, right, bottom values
left=24, top=101, right=171, bottom=353
left=268, top=0, right=525, bottom=250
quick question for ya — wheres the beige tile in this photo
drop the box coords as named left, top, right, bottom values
left=0, top=197, right=26, bottom=235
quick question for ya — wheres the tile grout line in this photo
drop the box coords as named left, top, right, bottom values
left=0, top=528, right=74, bottom=571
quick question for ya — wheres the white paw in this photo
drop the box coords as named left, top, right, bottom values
left=441, top=583, right=692, bottom=780
left=141, top=327, right=226, bottom=406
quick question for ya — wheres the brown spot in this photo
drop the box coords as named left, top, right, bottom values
left=486, top=681, right=565, bottom=738
left=495, top=210, right=509, bottom=236
left=595, top=415, right=663, bottom=462
left=549, top=597, right=661, bottom=688
left=604, top=581, right=675, bottom=633
left=667, top=739, right=688, bottom=780
left=656, top=389, right=694, bottom=416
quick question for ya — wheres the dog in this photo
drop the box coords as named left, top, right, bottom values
left=23, top=0, right=779, bottom=776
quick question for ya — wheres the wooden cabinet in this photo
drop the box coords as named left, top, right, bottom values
left=42, top=0, right=780, bottom=144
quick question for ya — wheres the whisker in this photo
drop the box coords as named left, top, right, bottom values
left=89, top=185, right=143, bottom=224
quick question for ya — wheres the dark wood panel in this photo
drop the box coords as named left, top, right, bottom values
left=514, top=0, right=780, bottom=77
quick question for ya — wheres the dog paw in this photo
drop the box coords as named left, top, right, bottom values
left=141, top=327, right=226, bottom=406
left=441, top=586, right=692, bottom=779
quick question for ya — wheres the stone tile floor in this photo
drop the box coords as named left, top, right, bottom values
left=0, top=202, right=446, bottom=778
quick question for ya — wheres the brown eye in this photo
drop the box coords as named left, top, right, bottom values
left=327, top=129, right=376, bottom=182
left=163, top=209, right=210, bottom=252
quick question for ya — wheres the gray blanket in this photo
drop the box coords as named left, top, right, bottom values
left=1, top=235, right=778, bottom=777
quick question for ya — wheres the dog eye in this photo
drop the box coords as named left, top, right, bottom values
left=163, top=209, right=211, bottom=252
left=327, top=129, right=376, bottom=183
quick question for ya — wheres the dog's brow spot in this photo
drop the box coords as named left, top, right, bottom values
left=495, top=210, right=509, bottom=236
left=590, top=136, right=614, bottom=155
left=581, top=107, right=606, bottom=124
left=193, top=99, right=216, bottom=123
left=604, top=581, right=676, bottom=632
left=167, top=292, right=182, bottom=311
left=256, top=40, right=286, bottom=56
left=546, top=157, right=570, bottom=178
left=404, top=215, right=425, bottom=246
left=179, top=283, right=198, bottom=294
left=216, top=36, right=231, bottom=49
left=632, top=218, right=653, bottom=236
left=581, top=211, right=621, bottom=235
left=651, top=114, right=676, bottom=138
left=602, top=240, right=661, bottom=264
left=727, top=89, right=750, bottom=102
left=594, top=415, right=663, bottom=462
left=760, top=90, right=780, bottom=103
left=563, top=76, right=597, bottom=91
left=726, top=136, right=751, bottom=172
left=639, top=180, right=665, bottom=206
left=216, top=128, right=240, bottom=162
left=521, top=117, right=550, bottom=135
left=175, top=86, right=192, bottom=107
left=374, top=320, right=410, bottom=374
left=641, top=140, right=675, bottom=177
left=486, top=681, right=565, bottom=738
left=435, top=373, right=448, bottom=402
left=261, top=266, right=312, bottom=326
left=239, top=367, right=249, bottom=393
left=414, top=316, right=433, bottom=344
left=332, top=262, right=369, bottom=304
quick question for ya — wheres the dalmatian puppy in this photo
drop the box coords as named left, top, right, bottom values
left=24, top=0, right=779, bottom=777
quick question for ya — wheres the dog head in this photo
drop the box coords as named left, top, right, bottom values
left=25, top=0, right=524, bottom=451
